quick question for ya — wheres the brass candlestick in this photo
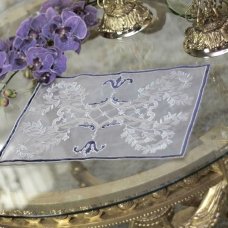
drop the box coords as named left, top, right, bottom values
left=98, top=0, right=153, bottom=39
left=184, top=0, right=228, bottom=57
left=185, top=0, right=199, bottom=19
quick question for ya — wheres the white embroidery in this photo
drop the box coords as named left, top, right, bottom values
left=14, top=70, right=194, bottom=157
left=16, top=145, right=34, bottom=160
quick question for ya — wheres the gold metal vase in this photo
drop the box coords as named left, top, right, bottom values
left=183, top=0, right=228, bottom=57
left=98, top=0, right=153, bottom=39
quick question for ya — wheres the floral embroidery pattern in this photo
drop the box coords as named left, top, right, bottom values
left=13, top=69, right=195, bottom=158
left=103, top=76, right=133, bottom=88
left=73, top=141, right=106, bottom=156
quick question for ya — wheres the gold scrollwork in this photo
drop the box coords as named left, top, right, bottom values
left=184, top=0, right=228, bottom=57
left=0, top=156, right=226, bottom=227
left=98, top=0, right=153, bottom=39
left=181, top=180, right=227, bottom=228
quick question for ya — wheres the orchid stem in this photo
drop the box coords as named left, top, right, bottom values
left=0, top=71, right=19, bottom=94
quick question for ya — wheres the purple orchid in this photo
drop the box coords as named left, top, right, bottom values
left=9, top=50, right=27, bottom=71
left=0, top=51, right=11, bottom=79
left=40, top=0, right=73, bottom=13
left=0, top=37, right=14, bottom=53
left=0, top=40, right=9, bottom=52
left=0, top=38, right=18, bottom=75
left=13, top=14, right=48, bottom=52
left=0, top=36, right=28, bottom=71
left=0, top=0, right=96, bottom=84
left=26, top=47, right=66, bottom=84
left=42, top=9, right=87, bottom=52
left=69, top=1, right=98, bottom=27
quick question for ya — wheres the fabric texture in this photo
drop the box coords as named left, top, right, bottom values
left=0, top=65, right=210, bottom=163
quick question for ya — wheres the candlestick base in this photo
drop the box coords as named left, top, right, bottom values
left=183, top=0, right=228, bottom=58
left=184, top=19, right=228, bottom=57
left=98, top=0, right=153, bottom=39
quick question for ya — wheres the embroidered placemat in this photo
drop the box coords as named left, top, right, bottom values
left=0, top=65, right=210, bottom=163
